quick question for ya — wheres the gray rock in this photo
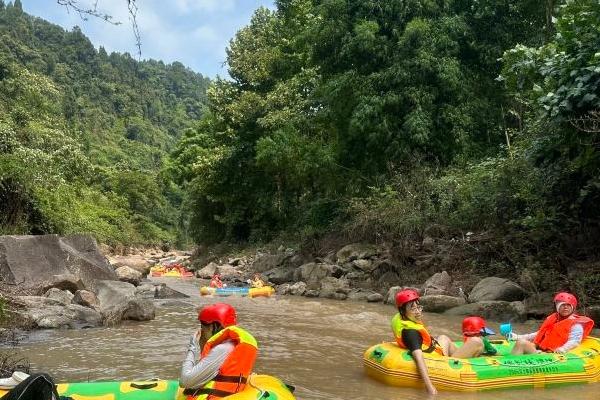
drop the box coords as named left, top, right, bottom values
left=115, top=266, right=143, bottom=286
left=288, top=282, right=307, bottom=296
left=0, top=234, right=116, bottom=292
left=41, top=274, right=85, bottom=293
left=275, top=283, right=291, bottom=295
left=16, top=296, right=102, bottom=329
left=108, top=255, right=151, bottom=274
left=423, top=271, right=452, bottom=296
left=420, top=295, right=466, bottom=313
left=444, top=301, right=527, bottom=322
left=347, top=289, right=373, bottom=302
left=469, top=277, right=527, bottom=302
left=263, top=266, right=294, bottom=284
left=352, top=259, right=374, bottom=272
left=44, top=288, right=74, bottom=305
left=196, top=262, right=219, bottom=279
left=293, top=263, right=344, bottom=286
left=336, top=243, right=380, bottom=264
left=72, top=290, right=100, bottom=310
left=252, top=251, right=293, bottom=273
left=367, top=293, right=384, bottom=303
left=585, top=305, right=600, bottom=327
left=305, top=290, right=320, bottom=298
left=523, top=292, right=555, bottom=319
left=122, top=298, right=155, bottom=321
left=319, top=277, right=350, bottom=299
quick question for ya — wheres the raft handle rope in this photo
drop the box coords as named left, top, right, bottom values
left=129, top=382, right=158, bottom=390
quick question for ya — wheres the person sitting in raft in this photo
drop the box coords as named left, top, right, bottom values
left=462, top=316, right=497, bottom=356
left=392, top=289, right=486, bottom=395
left=250, top=274, right=264, bottom=288
left=509, top=292, right=594, bottom=355
left=209, top=273, right=223, bottom=288
left=180, top=303, right=258, bottom=398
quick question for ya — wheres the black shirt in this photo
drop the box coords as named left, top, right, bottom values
left=401, top=329, right=437, bottom=353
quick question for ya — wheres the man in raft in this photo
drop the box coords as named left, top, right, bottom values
left=180, top=303, right=257, bottom=399
left=392, top=289, right=488, bottom=395
left=510, top=292, right=594, bottom=354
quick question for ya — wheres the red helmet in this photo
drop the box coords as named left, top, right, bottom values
left=395, top=289, right=420, bottom=307
left=554, top=292, right=577, bottom=308
left=462, top=316, right=495, bottom=336
left=198, top=303, right=236, bottom=327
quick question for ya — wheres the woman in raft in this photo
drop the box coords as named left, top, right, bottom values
left=392, top=289, right=490, bottom=395
left=509, top=292, right=594, bottom=354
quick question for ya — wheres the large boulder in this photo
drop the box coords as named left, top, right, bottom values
left=423, top=271, right=452, bottom=296
left=523, top=292, right=555, bottom=319
left=0, top=235, right=116, bottom=292
left=263, top=266, right=294, bottom=284
left=252, top=248, right=300, bottom=273
left=288, top=281, right=307, bottom=296
left=444, top=301, right=527, bottom=322
left=196, top=262, right=219, bottom=279
left=108, top=255, right=151, bottom=274
left=468, top=277, right=527, bottom=302
left=319, top=277, right=350, bottom=299
left=336, top=243, right=380, bottom=264
left=420, top=295, right=466, bottom=313
left=43, top=288, right=74, bottom=305
left=72, top=290, right=100, bottom=311
left=115, top=266, right=143, bottom=286
left=293, top=263, right=344, bottom=288
left=95, top=280, right=156, bottom=324
left=16, top=296, right=103, bottom=329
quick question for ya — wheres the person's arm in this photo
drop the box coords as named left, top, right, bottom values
left=401, top=330, right=437, bottom=395
left=179, top=338, right=235, bottom=388
left=555, top=324, right=584, bottom=354
left=412, top=349, right=437, bottom=395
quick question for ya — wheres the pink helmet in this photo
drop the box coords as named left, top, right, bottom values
left=554, top=292, right=577, bottom=308
left=395, top=289, right=420, bottom=307
left=198, top=303, right=236, bottom=327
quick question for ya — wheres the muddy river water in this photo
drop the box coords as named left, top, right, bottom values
left=14, top=279, right=598, bottom=399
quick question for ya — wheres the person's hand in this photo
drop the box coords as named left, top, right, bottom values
left=426, top=383, right=438, bottom=396
left=555, top=347, right=566, bottom=354
left=507, top=332, right=519, bottom=341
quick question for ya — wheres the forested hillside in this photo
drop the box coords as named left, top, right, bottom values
left=171, top=0, right=599, bottom=292
left=0, top=0, right=210, bottom=245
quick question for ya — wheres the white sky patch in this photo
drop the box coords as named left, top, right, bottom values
left=174, top=0, right=236, bottom=13
left=22, top=0, right=275, bottom=77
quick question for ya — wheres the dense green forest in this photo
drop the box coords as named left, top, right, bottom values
left=0, top=0, right=210, bottom=245
left=170, top=0, right=599, bottom=286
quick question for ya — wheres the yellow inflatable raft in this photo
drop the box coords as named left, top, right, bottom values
left=0, top=374, right=295, bottom=399
left=364, top=337, right=600, bottom=391
left=200, top=286, right=275, bottom=298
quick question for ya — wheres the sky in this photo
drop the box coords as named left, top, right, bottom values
left=21, top=0, right=275, bottom=78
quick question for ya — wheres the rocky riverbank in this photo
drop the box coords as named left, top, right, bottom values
left=187, top=241, right=600, bottom=326
left=0, top=235, right=188, bottom=330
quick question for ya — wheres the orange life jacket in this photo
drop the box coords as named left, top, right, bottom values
left=391, top=313, right=443, bottom=354
left=185, top=326, right=258, bottom=400
left=534, top=313, right=594, bottom=351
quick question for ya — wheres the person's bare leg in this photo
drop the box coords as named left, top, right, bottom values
left=449, top=337, right=484, bottom=358
left=436, top=335, right=457, bottom=356
left=511, top=340, right=538, bottom=355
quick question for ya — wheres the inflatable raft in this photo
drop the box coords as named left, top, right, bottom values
left=0, top=374, right=295, bottom=399
left=200, top=286, right=275, bottom=298
left=150, top=266, right=194, bottom=278
left=364, top=337, right=600, bottom=391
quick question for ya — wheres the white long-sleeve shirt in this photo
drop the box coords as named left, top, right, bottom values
left=179, top=334, right=235, bottom=389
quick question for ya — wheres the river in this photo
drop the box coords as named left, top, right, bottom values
left=13, top=279, right=598, bottom=399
